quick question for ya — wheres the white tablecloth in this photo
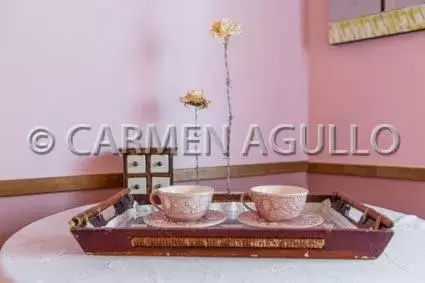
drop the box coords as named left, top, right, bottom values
left=1, top=204, right=425, bottom=283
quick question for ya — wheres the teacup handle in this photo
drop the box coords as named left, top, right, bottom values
left=149, top=191, right=165, bottom=213
left=240, top=192, right=256, bottom=212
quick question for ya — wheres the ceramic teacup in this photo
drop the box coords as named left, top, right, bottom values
left=149, top=185, right=214, bottom=222
left=240, top=185, right=308, bottom=222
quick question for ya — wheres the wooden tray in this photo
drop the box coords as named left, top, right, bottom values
left=69, top=189, right=394, bottom=260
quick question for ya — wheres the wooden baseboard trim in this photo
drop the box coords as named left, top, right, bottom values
left=2, top=161, right=425, bottom=197
left=0, top=161, right=308, bottom=197
left=308, top=162, right=425, bottom=182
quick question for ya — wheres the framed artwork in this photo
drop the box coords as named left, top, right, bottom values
left=328, top=0, right=425, bottom=44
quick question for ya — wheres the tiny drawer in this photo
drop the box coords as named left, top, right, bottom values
left=126, top=155, right=146, bottom=174
left=127, top=177, right=147, bottom=194
left=151, top=177, right=171, bottom=191
left=150, top=154, right=169, bottom=173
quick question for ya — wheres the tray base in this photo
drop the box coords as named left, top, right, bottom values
left=85, top=249, right=378, bottom=260
left=70, top=191, right=394, bottom=260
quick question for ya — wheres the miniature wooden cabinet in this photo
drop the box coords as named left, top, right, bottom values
left=120, top=148, right=176, bottom=194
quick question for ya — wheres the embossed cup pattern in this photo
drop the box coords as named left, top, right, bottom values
left=241, top=186, right=309, bottom=222
left=160, top=194, right=212, bottom=222
left=149, top=185, right=214, bottom=222
left=253, top=193, right=307, bottom=222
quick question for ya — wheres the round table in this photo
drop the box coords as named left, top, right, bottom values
left=2, top=205, right=425, bottom=283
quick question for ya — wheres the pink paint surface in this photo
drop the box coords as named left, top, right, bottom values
left=307, top=0, right=425, bottom=167
left=0, top=0, right=309, bottom=244
left=305, top=0, right=425, bottom=227
left=0, top=0, right=307, bottom=180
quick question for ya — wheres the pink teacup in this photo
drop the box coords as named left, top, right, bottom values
left=149, top=185, right=214, bottom=222
left=240, top=185, right=308, bottom=222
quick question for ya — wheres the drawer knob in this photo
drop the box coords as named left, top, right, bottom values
left=154, top=184, right=162, bottom=189
left=154, top=161, right=162, bottom=167
left=133, top=184, right=140, bottom=190
left=132, top=161, right=139, bottom=167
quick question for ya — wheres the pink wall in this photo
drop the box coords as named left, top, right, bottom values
left=0, top=0, right=307, bottom=181
left=306, top=0, right=425, bottom=220
left=307, top=0, right=425, bottom=167
left=0, top=0, right=308, bottom=242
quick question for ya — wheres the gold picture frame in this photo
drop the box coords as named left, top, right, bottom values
left=329, top=3, right=425, bottom=45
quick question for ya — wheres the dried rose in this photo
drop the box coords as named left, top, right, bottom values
left=210, top=18, right=241, bottom=40
left=180, top=89, right=211, bottom=109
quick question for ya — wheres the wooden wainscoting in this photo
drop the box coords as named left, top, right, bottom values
left=2, top=161, right=425, bottom=197
left=308, top=162, right=425, bottom=182
left=0, top=161, right=307, bottom=197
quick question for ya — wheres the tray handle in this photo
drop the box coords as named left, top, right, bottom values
left=331, top=191, right=394, bottom=230
left=68, top=188, right=133, bottom=228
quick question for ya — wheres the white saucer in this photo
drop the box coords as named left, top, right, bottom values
left=143, top=210, right=227, bottom=229
left=238, top=211, right=324, bottom=229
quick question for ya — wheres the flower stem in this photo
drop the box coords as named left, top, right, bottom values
left=223, top=37, right=233, bottom=194
left=194, top=107, right=200, bottom=184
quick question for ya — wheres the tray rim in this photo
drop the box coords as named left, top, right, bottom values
left=68, top=189, right=395, bottom=232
